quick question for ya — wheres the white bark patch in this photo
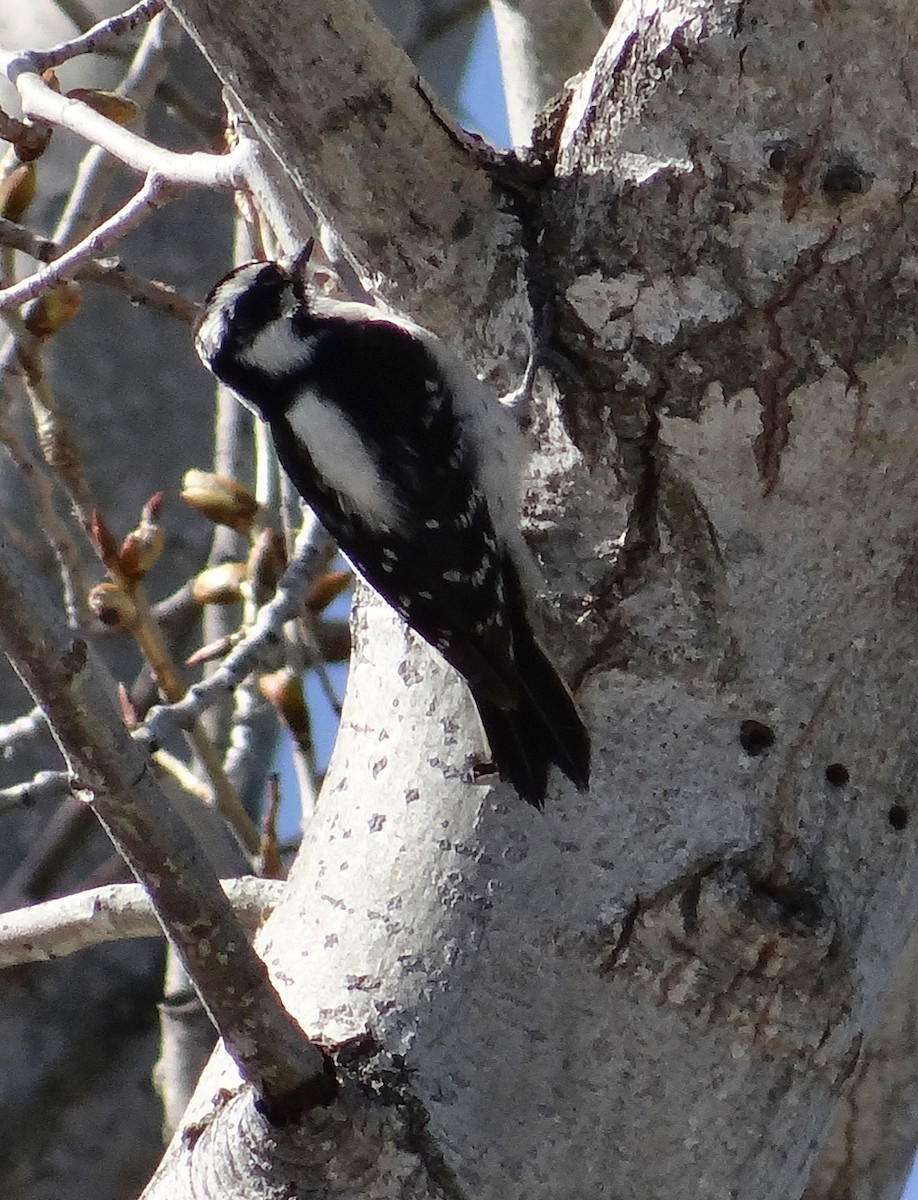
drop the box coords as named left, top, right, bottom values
left=632, top=275, right=737, bottom=344
left=566, top=271, right=642, bottom=351
left=567, top=270, right=737, bottom=347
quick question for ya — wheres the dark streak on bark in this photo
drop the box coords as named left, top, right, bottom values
left=753, top=228, right=837, bottom=494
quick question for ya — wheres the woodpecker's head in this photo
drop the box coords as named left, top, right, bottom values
left=194, top=245, right=315, bottom=419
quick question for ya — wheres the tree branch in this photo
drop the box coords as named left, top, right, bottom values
left=0, top=215, right=199, bottom=322
left=26, top=0, right=165, bottom=71
left=0, top=526, right=328, bottom=1110
left=137, top=512, right=331, bottom=753
left=1, top=50, right=247, bottom=188
left=0, top=769, right=69, bottom=814
left=489, top=0, right=605, bottom=144
left=0, top=877, right=286, bottom=967
left=0, top=172, right=177, bottom=310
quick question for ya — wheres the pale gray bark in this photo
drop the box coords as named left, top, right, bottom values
left=168, top=0, right=518, bottom=347
left=804, top=924, right=918, bottom=1200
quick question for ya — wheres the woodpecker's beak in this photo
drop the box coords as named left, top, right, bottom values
left=288, top=238, right=316, bottom=302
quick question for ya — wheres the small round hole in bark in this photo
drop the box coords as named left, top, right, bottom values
left=739, top=719, right=775, bottom=756
left=888, top=804, right=908, bottom=831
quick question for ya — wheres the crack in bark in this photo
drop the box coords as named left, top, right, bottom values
left=753, top=227, right=838, bottom=494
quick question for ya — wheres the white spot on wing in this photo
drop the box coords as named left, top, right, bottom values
left=285, top=387, right=403, bottom=532
left=240, top=322, right=318, bottom=378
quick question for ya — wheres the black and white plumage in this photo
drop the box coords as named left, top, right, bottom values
left=194, top=256, right=589, bottom=808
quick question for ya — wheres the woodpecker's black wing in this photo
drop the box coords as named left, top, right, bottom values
left=267, top=315, right=521, bottom=709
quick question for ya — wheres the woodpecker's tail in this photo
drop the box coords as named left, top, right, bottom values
left=474, top=617, right=590, bottom=810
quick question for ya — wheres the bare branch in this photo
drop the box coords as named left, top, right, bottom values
left=166, top=0, right=509, bottom=337
left=0, top=769, right=69, bottom=814
left=1, top=52, right=247, bottom=188
left=0, top=215, right=200, bottom=322
left=0, top=388, right=89, bottom=626
left=0, top=527, right=328, bottom=1108
left=0, top=107, right=50, bottom=161
left=489, top=0, right=604, bottom=144
left=0, top=877, right=286, bottom=968
left=25, top=0, right=166, bottom=72
left=0, top=703, right=46, bottom=750
left=0, top=172, right=177, bottom=310
left=3, top=313, right=98, bottom=528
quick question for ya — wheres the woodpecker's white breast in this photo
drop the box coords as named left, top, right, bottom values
left=284, top=387, right=404, bottom=532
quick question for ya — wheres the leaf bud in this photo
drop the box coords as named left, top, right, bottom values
left=89, top=581, right=137, bottom=628
left=191, top=562, right=248, bottom=605
left=181, top=469, right=259, bottom=534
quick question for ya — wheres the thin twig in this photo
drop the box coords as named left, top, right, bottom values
left=98, top=543, right=262, bottom=857
left=0, top=216, right=199, bottom=322
left=0, top=795, right=96, bottom=907
left=2, top=312, right=97, bottom=529
left=0, top=524, right=328, bottom=1107
left=0, top=703, right=47, bottom=750
left=3, top=53, right=247, bottom=188
left=26, top=0, right=166, bottom=72
left=139, top=514, right=331, bottom=751
left=0, top=109, right=49, bottom=161
left=0, top=877, right=286, bottom=968
left=3, top=311, right=97, bottom=527
left=0, top=769, right=69, bottom=814
left=0, top=172, right=177, bottom=310
left=53, top=8, right=172, bottom=245
left=0, top=393, right=89, bottom=627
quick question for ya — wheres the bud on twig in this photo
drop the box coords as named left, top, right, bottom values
left=117, top=682, right=138, bottom=729
left=185, top=632, right=237, bottom=668
left=247, top=527, right=287, bottom=605
left=0, top=162, right=37, bottom=222
left=24, top=282, right=82, bottom=337
left=66, top=89, right=139, bottom=127
left=89, top=510, right=123, bottom=576
left=89, top=581, right=137, bottom=628
left=305, top=569, right=352, bottom=614
left=191, top=562, right=248, bottom=606
left=119, top=491, right=166, bottom=583
left=259, top=667, right=311, bottom=750
left=181, top=469, right=259, bottom=535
